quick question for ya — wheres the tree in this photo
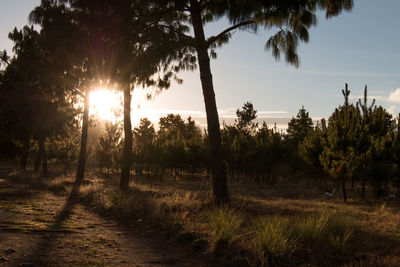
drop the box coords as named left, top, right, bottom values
left=95, top=122, right=122, bottom=174
left=151, top=0, right=353, bottom=204
left=287, top=106, right=314, bottom=147
left=320, top=84, right=361, bottom=203
left=367, top=106, right=394, bottom=197
left=29, top=1, right=95, bottom=180
left=1, top=21, right=75, bottom=175
left=133, top=118, right=156, bottom=175
left=236, top=101, right=258, bottom=134
left=52, top=0, right=194, bottom=190
left=356, top=85, right=375, bottom=198
left=299, top=119, right=327, bottom=187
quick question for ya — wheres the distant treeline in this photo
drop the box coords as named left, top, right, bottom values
left=86, top=86, right=400, bottom=203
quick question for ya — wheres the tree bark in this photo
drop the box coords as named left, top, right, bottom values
left=190, top=0, right=229, bottom=205
left=34, top=138, right=43, bottom=172
left=41, top=136, right=48, bottom=177
left=362, top=161, right=367, bottom=199
left=342, top=176, right=348, bottom=204
left=120, top=85, right=132, bottom=190
left=20, top=135, right=30, bottom=170
left=76, top=89, right=90, bottom=182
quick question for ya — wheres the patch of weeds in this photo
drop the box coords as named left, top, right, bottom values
left=208, top=206, right=244, bottom=245
left=250, top=216, right=298, bottom=265
left=294, top=211, right=331, bottom=242
left=325, top=216, right=354, bottom=254
left=375, top=203, right=389, bottom=217
left=328, top=228, right=353, bottom=253
left=93, top=188, right=123, bottom=211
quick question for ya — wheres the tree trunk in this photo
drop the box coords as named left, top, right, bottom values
left=341, top=176, right=348, bottom=204
left=336, top=177, right=340, bottom=193
left=41, top=136, right=48, bottom=177
left=190, top=0, right=229, bottom=205
left=34, top=138, right=43, bottom=172
left=120, top=85, right=132, bottom=190
left=362, top=162, right=367, bottom=199
left=20, top=135, right=30, bottom=170
left=76, top=89, right=90, bottom=182
left=351, top=175, right=354, bottom=191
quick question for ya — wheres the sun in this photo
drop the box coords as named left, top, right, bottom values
left=89, top=88, right=123, bottom=122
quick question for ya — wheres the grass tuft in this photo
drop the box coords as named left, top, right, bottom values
left=250, top=216, right=298, bottom=265
left=328, top=228, right=353, bottom=252
left=294, top=211, right=331, bottom=241
left=208, top=206, right=244, bottom=245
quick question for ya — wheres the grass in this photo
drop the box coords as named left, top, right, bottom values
left=294, top=211, right=331, bottom=241
left=208, top=206, right=244, bottom=245
left=250, top=216, right=298, bottom=265
left=6, top=168, right=400, bottom=266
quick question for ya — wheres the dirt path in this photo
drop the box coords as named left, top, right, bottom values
left=0, top=172, right=206, bottom=266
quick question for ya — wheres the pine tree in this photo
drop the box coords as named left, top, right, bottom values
left=320, top=84, right=361, bottom=203
left=287, top=106, right=314, bottom=147
left=147, top=0, right=353, bottom=204
left=236, top=101, right=258, bottom=134
left=95, top=122, right=122, bottom=175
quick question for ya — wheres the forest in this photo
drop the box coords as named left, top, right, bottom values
left=0, top=0, right=399, bottom=266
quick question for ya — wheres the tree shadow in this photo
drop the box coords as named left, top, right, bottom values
left=21, top=178, right=83, bottom=265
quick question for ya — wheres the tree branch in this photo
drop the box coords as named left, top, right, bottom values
left=206, top=19, right=255, bottom=47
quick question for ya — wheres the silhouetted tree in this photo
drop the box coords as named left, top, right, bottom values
left=236, top=101, right=258, bottom=134
left=133, top=118, right=156, bottom=176
left=287, top=106, right=313, bottom=147
left=299, top=120, right=327, bottom=187
left=150, top=0, right=353, bottom=204
left=320, top=84, right=361, bottom=203
left=356, top=85, right=375, bottom=198
left=95, top=122, right=122, bottom=174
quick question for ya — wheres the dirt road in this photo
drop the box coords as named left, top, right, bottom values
left=0, top=171, right=205, bottom=266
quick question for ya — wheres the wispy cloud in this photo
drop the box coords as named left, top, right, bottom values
left=387, top=88, right=400, bottom=103
left=257, top=110, right=290, bottom=117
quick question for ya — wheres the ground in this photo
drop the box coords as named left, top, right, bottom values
left=0, top=169, right=206, bottom=267
left=1, top=166, right=400, bottom=266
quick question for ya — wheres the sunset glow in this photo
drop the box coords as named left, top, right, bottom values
left=89, top=88, right=122, bottom=122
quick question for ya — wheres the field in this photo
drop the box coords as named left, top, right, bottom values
left=1, top=164, right=399, bottom=266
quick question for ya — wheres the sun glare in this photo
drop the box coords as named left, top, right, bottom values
left=89, top=87, right=170, bottom=126
left=90, top=88, right=123, bottom=122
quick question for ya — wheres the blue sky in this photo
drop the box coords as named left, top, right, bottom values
left=1, top=0, right=400, bottom=129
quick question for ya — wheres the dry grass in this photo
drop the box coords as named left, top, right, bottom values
left=31, top=170, right=400, bottom=266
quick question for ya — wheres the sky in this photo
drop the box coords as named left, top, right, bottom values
left=1, top=0, right=400, bottom=129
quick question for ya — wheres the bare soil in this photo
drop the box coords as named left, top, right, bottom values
left=0, top=170, right=207, bottom=267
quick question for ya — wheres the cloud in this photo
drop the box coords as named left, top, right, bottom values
left=257, top=110, right=290, bottom=117
left=387, top=88, right=400, bottom=103
left=387, top=105, right=396, bottom=115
